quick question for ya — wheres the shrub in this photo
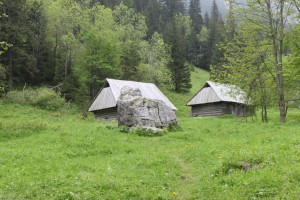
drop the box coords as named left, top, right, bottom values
left=5, top=87, right=65, bottom=111
left=32, top=87, right=65, bottom=111
left=168, top=121, right=182, bottom=132
left=5, top=90, right=28, bottom=104
left=133, top=126, right=165, bottom=137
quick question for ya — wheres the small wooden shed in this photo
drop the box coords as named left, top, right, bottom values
left=187, top=81, right=251, bottom=117
left=88, top=78, right=177, bottom=119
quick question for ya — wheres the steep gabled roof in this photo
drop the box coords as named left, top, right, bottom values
left=187, top=81, right=247, bottom=106
left=89, top=78, right=177, bottom=112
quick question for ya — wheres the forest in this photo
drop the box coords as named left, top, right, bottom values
left=0, top=0, right=300, bottom=123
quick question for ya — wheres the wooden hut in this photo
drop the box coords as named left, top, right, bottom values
left=187, top=81, right=251, bottom=117
left=88, top=78, right=177, bottom=119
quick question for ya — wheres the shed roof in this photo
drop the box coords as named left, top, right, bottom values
left=187, top=81, right=248, bottom=106
left=89, top=78, right=177, bottom=111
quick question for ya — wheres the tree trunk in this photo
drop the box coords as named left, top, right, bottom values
left=8, top=48, right=13, bottom=90
left=278, top=0, right=286, bottom=123
left=264, top=105, right=268, bottom=123
left=7, top=8, right=13, bottom=90
left=266, top=0, right=286, bottom=123
left=53, top=33, right=58, bottom=71
left=65, top=47, right=69, bottom=78
left=260, top=87, right=268, bottom=123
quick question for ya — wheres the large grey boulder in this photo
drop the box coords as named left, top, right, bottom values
left=117, top=86, right=178, bottom=130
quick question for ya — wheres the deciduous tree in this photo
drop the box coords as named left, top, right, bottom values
left=138, top=32, right=173, bottom=88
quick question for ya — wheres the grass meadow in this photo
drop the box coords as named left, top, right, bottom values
left=1, top=68, right=300, bottom=199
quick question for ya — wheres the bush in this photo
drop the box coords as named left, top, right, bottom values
left=5, top=87, right=65, bottom=111
left=133, top=126, right=165, bottom=137
left=5, top=90, right=28, bottom=104
left=32, top=88, right=65, bottom=111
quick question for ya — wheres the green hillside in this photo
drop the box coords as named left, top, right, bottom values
left=163, top=67, right=210, bottom=118
left=0, top=69, right=300, bottom=199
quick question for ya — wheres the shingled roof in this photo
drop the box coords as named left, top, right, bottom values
left=89, top=78, right=177, bottom=112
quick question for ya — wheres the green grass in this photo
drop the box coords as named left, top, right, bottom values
left=0, top=68, right=300, bottom=199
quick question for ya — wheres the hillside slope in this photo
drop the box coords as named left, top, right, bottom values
left=163, top=67, right=210, bottom=117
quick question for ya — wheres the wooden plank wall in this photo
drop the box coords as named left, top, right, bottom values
left=191, top=103, right=224, bottom=117
left=191, top=102, right=251, bottom=117
left=223, top=103, right=251, bottom=116
left=94, top=107, right=118, bottom=119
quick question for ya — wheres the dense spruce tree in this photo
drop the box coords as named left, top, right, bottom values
left=26, top=1, right=53, bottom=85
left=133, top=0, right=146, bottom=12
left=0, top=0, right=37, bottom=89
left=189, top=0, right=203, bottom=33
left=208, top=0, right=220, bottom=63
left=204, top=12, right=210, bottom=28
left=225, top=0, right=236, bottom=41
left=144, top=0, right=163, bottom=38
left=160, top=0, right=185, bottom=22
left=201, top=0, right=225, bottom=70
left=188, top=0, right=203, bottom=67
left=90, top=0, right=133, bottom=8
left=166, top=13, right=192, bottom=91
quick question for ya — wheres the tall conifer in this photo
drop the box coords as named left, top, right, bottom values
left=188, top=0, right=203, bottom=67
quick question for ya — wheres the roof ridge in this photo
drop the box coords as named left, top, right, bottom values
left=106, top=78, right=155, bottom=85
left=206, top=81, right=222, bottom=102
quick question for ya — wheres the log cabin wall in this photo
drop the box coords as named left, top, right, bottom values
left=191, top=102, right=252, bottom=117
left=222, top=102, right=251, bottom=116
left=94, top=107, right=118, bottom=119
left=191, top=102, right=224, bottom=117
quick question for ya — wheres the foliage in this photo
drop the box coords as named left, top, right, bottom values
left=188, top=0, right=204, bottom=67
left=132, top=126, right=165, bottom=137
left=74, top=84, right=91, bottom=115
left=83, top=4, right=121, bottom=97
left=0, top=0, right=38, bottom=88
left=0, top=0, right=228, bottom=100
left=236, top=0, right=298, bottom=123
left=0, top=0, right=299, bottom=125
left=211, top=0, right=300, bottom=123
left=61, top=73, right=81, bottom=100
left=137, top=32, right=173, bottom=89
left=207, top=0, right=225, bottom=68
left=113, top=3, right=147, bottom=80
left=211, top=22, right=277, bottom=122
left=5, top=87, right=65, bottom=111
left=32, top=87, right=65, bottom=110
left=166, top=13, right=192, bottom=92
left=0, top=41, right=10, bottom=55
left=0, top=65, right=5, bottom=95
left=285, top=23, right=300, bottom=109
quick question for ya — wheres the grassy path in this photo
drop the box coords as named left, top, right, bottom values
left=171, top=150, right=198, bottom=199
